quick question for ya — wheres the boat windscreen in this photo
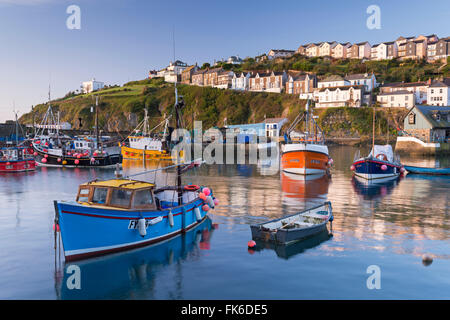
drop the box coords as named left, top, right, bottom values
left=92, top=187, right=108, bottom=204
left=110, top=189, right=132, bottom=207
left=133, top=189, right=154, bottom=208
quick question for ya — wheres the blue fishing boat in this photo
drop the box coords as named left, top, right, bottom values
left=57, top=217, right=215, bottom=299
left=351, top=108, right=405, bottom=181
left=404, top=165, right=450, bottom=175
left=351, top=145, right=404, bottom=180
left=53, top=92, right=218, bottom=261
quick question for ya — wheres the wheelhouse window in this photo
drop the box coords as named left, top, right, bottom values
left=77, top=187, right=90, bottom=202
left=132, top=189, right=154, bottom=208
left=92, top=187, right=108, bottom=204
left=110, top=189, right=132, bottom=207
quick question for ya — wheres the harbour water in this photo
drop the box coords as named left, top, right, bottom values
left=0, top=146, right=448, bottom=299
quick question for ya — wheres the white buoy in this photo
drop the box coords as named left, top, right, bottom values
left=168, top=210, right=174, bottom=227
left=206, top=196, right=215, bottom=208
left=138, top=218, right=147, bottom=237
left=194, top=207, right=202, bottom=221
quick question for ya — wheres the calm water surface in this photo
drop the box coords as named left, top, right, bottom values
left=0, top=146, right=449, bottom=299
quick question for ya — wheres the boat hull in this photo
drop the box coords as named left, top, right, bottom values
left=0, top=159, right=36, bottom=172
left=121, top=145, right=172, bottom=160
left=55, top=198, right=209, bottom=261
left=34, top=148, right=121, bottom=168
left=281, top=144, right=329, bottom=175
left=353, top=158, right=401, bottom=180
left=404, top=165, right=450, bottom=175
left=250, top=202, right=333, bottom=245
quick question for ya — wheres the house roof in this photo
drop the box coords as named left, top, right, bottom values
left=345, top=73, right=374, bottom=80
left=182, top=65, right=197, bottom=73
left=409, top=105, right=450, bottom=128
left=269, top=49, right=295, bottom=54
left=289, top=74, right=311, bottom=81
left=356, top=41, right=370, bottom=46
left=378, top=90, right=414, bottom=96
left=319, top=85, right=364, bottom=92
left=205, top=67, right=223, bottom=74
left=265, top=117, right=287, bottom=124
left=192, top=69, right=207, bottom=75
left=429, top=78, right=450, bottom=87
left=320, top=75, right=346, bottom=82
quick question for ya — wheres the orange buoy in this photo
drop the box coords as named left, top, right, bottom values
left=247, top=240, right=256, bottom=248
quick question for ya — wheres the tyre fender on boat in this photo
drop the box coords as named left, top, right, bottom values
left=168, top=210, right=174, bottom=227
left=206, top=196, right=215, bottom=208
left=138, top=218, right=147, bottom=237
left=194, top=206, right=202, bottom=221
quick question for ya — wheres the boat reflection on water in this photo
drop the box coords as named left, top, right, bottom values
left=281, top=172, right=330, bottom=205
left=56, top=217, right=215, bottom=300
left=249, top=230, right=332, bottom=260
left=351, top=175, right=402, bottom=200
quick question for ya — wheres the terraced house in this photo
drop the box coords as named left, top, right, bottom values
left=427, top=78, right=450, bottom=107
left=191, top=69, right=207, bottom=86
left=379, top=81, right=430, bottom=104
left=181, top=64, right=199, bottom=84
left=249, top=71, right=287, bottom=93
left=315, top=85, right=365, bottom=108
left=203, top=68, right=223, bottom=87
left=377, top=90, right=415, bottom=109
left=231, top=72, right=251, bottom=91
left=214, top=71, right=235, bottom=89
left=267, top=49, right=295, bottom=60
left=428, top=37, right=450, bottom=62
left=332, top=43, right=351, bottom=59
left=285, top=73, right=317, bottom=96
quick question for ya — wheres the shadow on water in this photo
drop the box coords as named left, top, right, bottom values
left=250, top=230, right=333, bottom=260
left=56, top=217, right=215, bottom=300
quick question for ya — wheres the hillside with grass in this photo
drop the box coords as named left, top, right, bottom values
left=20, top=78, right=408, bottom=140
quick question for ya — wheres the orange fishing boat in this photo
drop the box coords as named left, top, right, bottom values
left=281, top=101, right=332, bottom=175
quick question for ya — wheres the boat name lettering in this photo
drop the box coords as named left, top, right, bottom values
left=128, top=216, right=163, bottom=229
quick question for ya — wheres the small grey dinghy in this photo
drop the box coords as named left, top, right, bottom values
left=250, top=201, right=333, bottom=244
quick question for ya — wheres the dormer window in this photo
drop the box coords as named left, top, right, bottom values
left=436, top=114, right=441, bottom=121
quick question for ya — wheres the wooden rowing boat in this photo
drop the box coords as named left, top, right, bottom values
left=250, top=201, right=333, bottom=244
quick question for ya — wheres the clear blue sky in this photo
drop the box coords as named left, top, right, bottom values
left=0, top=0, right=449, bottom=121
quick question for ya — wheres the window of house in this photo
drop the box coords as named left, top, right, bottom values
left=391, top=96, right=394, bottom=101
left=405, top=96, right=409, bottom=100
left=431, top=89, right=434, bottom=94
left=409, top=113, right=416, bottom=124
left=436, top=114, right=441, bottom=121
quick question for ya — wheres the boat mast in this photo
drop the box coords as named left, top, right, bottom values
left=95, top=95, right=99, bottom=149
left=15, top=111, right=19, bottom=145
left=143, top=108, right=148, bottom=136
left=372, top=107, right=375, bottom=156
left=174, top=85, right=185, bottom=205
